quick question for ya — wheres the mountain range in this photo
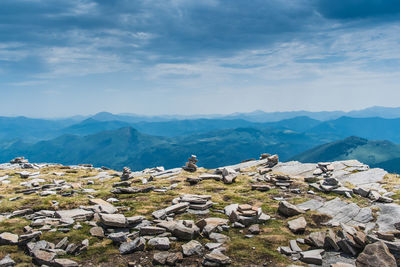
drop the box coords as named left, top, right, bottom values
left=1, top=106, right=400, bottom=172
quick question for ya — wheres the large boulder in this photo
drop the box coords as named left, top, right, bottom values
left=355, top=241, right=396, bottom=267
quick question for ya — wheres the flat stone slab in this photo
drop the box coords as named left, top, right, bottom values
left=338, top=168, right=387, bottom=187
left=297, top=198, right=373, bottom=226
left=272, top=161, right=316, bottom=177
left=375, top=203, right=400, bottom=232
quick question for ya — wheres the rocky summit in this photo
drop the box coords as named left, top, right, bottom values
left=0, top=155, right=400, bottom=267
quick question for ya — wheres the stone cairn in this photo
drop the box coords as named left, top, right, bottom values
left=182, top=155, right=198, bottom=172
left=120, top=167, right=132, bottom=181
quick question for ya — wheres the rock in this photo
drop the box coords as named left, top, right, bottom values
left=108, top=232, right=128, bottom=243
left=52, top=259, right=79, bottom=267
left=172, top=222, right=199, bottom=240
left=148, top=237, right=170, bottom=250
left=368, top=191, right=381, bottom=201
left=55, top=209, right=94, bottom=221
left=166, top=252, right=183, bottom=265
left=182, top=240, right=203, bottom=256
left=0, top=255, right=15, bottom=267
left=119, top=237, right=145, bottom=254
left=182, top=155, right=198, bottom=172
left=306, top=232, right=326, bottom=248
left=290, top=240, right=302, bottom=252
left=89, top=198, right=118, bottom=214
left=205, top=243, right=223, bottom=250
left=353, top=187, right=370, bottom=197
left=0, top=233, right=18, bottom=245
left=139, top=226, right=166, bottom=236
left=288, top=217, right=307, bottom=233
left=300, top=249, right=324, bottom=265
left=99, top=213, right=127, bottom=228
left=56, top=237, right=69, bottom=249
left=203, top=252, right=231, bottom=266
left=331, top=263, right=356, bottom=267
left=209, top=233, right=230, bottom=244
left=356, top=241, right=396, bottom=267
left=378, top=196, right=394, bottom=203
left=325, top=229, right=340, bottom=251
left=221, top=167, right=238, bottom=184
left=32, top=249, right=56, bottom=265
left=248, top=224, right=260, bottom=235
left=251, top=184, right=271, bottom=191
left=377, top=232, right=395, bottom=241
left=153, top=252, right=170, bottom=265
left=90, top=226, right=104, bottom=238
left=278, top=201, right=305, bottom=217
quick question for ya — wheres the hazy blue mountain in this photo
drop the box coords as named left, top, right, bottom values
left=0, top=127, right=324, bottom=170
left=308, top=117, right=400, bottom=143
left=346, top=106, right=400, bottom=119
left=62, top=118, right=131, bottom=135
left=0, top=116, right=76, bottom=143
left=292, top=136, right=400, bottom=173
left=59, top=116, right=320, bottom=138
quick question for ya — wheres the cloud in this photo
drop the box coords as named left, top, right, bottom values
left=0, top=0, right=400, bottom=116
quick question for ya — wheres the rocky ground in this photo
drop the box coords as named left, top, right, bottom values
left=0, top=155, right=400, bottom=267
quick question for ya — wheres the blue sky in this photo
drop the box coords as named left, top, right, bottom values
left=1, top=0, right=400, bottom=117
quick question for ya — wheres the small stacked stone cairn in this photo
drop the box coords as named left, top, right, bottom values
left=182, top=155, right=198, bottom=172
left=120, top=167, right=133, bottom=181
left=152, top=194, right=213, bottom=219
left=10, top=157, right=28, bottom=164
left=306, top=163, right=353, bottom=197
left=215, top=167, right=238, bottom=184
left=225, top=203, right=270, bottom=227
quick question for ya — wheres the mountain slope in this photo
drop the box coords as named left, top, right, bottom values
left=308, top=116, right=400, bottom=143
left=0, top=127, right=324, bottom=170
left=292, top=136, right=400, bottom=172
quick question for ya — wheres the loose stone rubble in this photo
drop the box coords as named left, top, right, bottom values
left=1, top=154, right=400, bottom=266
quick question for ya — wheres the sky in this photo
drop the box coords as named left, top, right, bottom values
left=1, top=0, right=400, bottom=117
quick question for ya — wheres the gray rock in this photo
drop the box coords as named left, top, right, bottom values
left=31, top=249, right=56, bottom=265
left=89, top=227, right=104, bottom=238
left=248, top=224, right=260, bottom=235
left=306, top=231, right=326, bottom=248
left=356, top=241, right=396, bottom=267
left=108, top=232, right=128, bottom=243
left=0, top=233, right=18, bottom=245
left=209, top=233, right=230, bottom=244
left=148, top=237, right=170, bottom=250
left=278, top=201, right=305, bottom=217
left=119, top=237, right=145, bottom=254
left=0, top=255, right=15, bottom=267
left=99, top=213, right=127, bottom=228
left=182, top=240, right=203, bottom=256
left=288, top=217, right=307, bottom=233
left=139, top=226, right=166, bottom=236
left=204, top=252, right=231, bottom=265
left=172, top=223, right=199, bottom=240
left=55, top=237, right=69, bottom=250
left=290, top=240, right=302, bottom=252
left=300, top=249, right=324, bottom=265
left=52, top=258, right=79, bottom=267
left=55, top=209, right=93, bottom=221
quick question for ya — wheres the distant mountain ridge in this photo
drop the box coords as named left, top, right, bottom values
left=292, top=136, right=400, bottom=173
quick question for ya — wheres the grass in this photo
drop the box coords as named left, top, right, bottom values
left=0, top=164, right=397, bottom=266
